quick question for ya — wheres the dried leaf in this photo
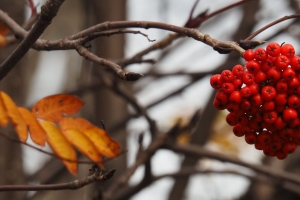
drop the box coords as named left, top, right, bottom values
left=32, top=94, right=84, bottom=122
left=62, top=129, right=104, bottom=168
left=0, top=22, right=9, bottom=36
left=39, top=121, right=77, bottom=175
left=0, top=93, right=8, bottom=127
left=18, top=107, right=46, bottom=146
left=59, top=117, right=120, bottom=158
left=0, top=91, right=27, bottom=142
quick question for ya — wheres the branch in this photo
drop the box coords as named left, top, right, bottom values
left=245, top=13, right=300, bottom=41
left=0, top=166, right=115, bottom=191
left=0, top=0, right=66, bottom=81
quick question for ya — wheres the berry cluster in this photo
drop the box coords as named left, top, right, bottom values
left=210, top=42, right=300, bottom=159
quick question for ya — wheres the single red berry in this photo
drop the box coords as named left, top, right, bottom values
left=226, top=113, right=239, bottom=126
left=249, top=119, right=262, bottom=131
left=248, top=83, right=259, bottom=95
left=279, top=128, right=294, bottom=139
left=254, top=141, right=265, bottom=150
left=274, top=93, right=287, bottom=105
left=266, top=42, right=281, bottom=57
left=263, top=111, right=278, bottom=124
left=289, top=117, right=300, bottom=128
left=276, top=55, right=290, bottom=70
left=232, top=78, right=243, bottom=89
left=290, top=56, right=300, bottom=71
left=213, top=99, right=226, bottom=110
left=282, top=68, right=295, bottom=81
left=282, top=141, right=297, bottom=154
left=215, top=90, right=229, bottom=104
left=288, top=77, right=299, bottom=88
left=251, top=94, right=263, bottom=107
left=263, top=146, right=276, bottom=157
left=239, top=115, right=250, bottom=126
left=248, top=106, right=259, bottom=115
left=232, top=124, right=244, bottom=137
left=255, top=71, right=267, bottom=84
left=275, top=104, right=286, bottom=113
left=274, top=116, right=287, bottom=130
left=267, top=67, right=281, bottom=82
left=243, top=49, right=255, bottom=61
left=276, top=150, right=288, bottom=160
left=292, top=131, right=300, bottom=145
left=254, top=48, right=267, bottom=61
left=242, top=72, right=255, bottom=85
left=241, top=99, right=251, bottom=111
left=240, top=86, right=251, bottom=98
left=261, top=86, right=277, bottom=101
left=232, top=64, right=244, bottom=77
left=226, top=103, right=240, bottom=113
left=257, top=130, right=271, bottom=144
left=210, top=74, right=223, bottom=89
left=241, top=126, right=252, bottom=135
left=261, top=59, right=273, bottom=72
left=287, top=94, right=300, bottom=108
left=275, top=80, right=288, bottom=93
left=222, top=83, right=235, bottom=94
left=246, top=60, right=261, bottom=74
left=221, top=70, right=234, bottom=82
left=263, top=101, right=275, bottom=111
left=269, top=140, right=282, bottom=151
left=229, top=91, right=242, bottom=104
left=281, top=43, right=295, bottom=58
left=245, top=131, right=257, bottom=144
left=283, top=108, right=298, bottom=122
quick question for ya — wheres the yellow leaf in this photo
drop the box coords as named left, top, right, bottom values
left=39, top=121, right=77, bottom=175
left=59, top=117, right=120, bottom=158
left=0, top=91, right=27, bottom=142
left=32, top=94, right=84, bottom=122
left=0, top=92, right=8, bottom=127
left=18, top=107, right=46, bottom=146
left=62, top=129, right=104, bottom=168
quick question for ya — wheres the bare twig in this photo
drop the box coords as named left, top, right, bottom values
left=245, top=13, right=300, bottom=41
left=0, top=166, right=115, bottom=191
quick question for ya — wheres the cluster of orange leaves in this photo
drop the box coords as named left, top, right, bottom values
left=0, top=92, right=120, bottom=175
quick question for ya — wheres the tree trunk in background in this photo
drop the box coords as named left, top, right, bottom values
left=167, top=1, right=260, bottom=199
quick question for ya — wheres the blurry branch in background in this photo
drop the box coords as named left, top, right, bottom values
left=0, top=165, right=115, bottom=191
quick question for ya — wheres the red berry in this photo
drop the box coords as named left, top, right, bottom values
left=246, top=60, right=261, bottom=74
left=261, top=86, right=277, bottom=101
left=274, top=116, right=287, bottom=130
left=263, top=146, right=276, bottom=157
left=283, top=108, right=298, bottom=122
left=287, top=94, right=300, bottom=108
left=221, top=70, right=234, bottom=82
left=288, top=77, right=299, bottom=88
left=254, top=71, right=267, bottom=84
left=232, top=124, right=244, bottom=137
left=282, top=141, right=297, bottom=154
left=240, top=86, right=251, bottom=98
left=226, top=103, right=240, bottom=113
left=290, top=56, right=300, bottom=71
left=275, top=80, right=288, bottom=93
left=263, top=111, right=278, bottom=124
left=251, top=94, right=263, bottom=107
left=263, top=101, right=275, bottom=111
left=226, top=113, right=238, bottom=126
left=274, top=93, right=287, bottom=105
left=254, top=48, right=267, bottom=61
left=276, top=150, right=288, bottom=159
left=242, top=72, right=255, bottom=85
left=215, top=90, right=229, bottom=104
left=243, top=49, right=255, bottom=61
left=281, top=43, right=295, bottom=58
left=210, top=74, right=223, bottom=89
left=267, top=67, right=281, bottom=82
left=241, top=99, right=251, bottom=111
left=245, top=131, right=257, bottom=144
left=232, top=64, right=244, bottom=77
left=266, top=42, right=281, bottom=57
left=248, top=83, right=259, bottom=95
left=229, top=91, right=242, bottom=104
left=282, top=68, right=295, bottom=81
left=232, top=78, right=243, bottom=89
left=257, top=130, right=271, bottom=144
left=276, top=55, right=290, bottom=70
left=213, top=99, right=226, bottom=110
left=222, top=83, right=235, bottom=94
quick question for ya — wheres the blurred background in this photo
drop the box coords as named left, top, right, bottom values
left=1, top=0, right=300, bottom=199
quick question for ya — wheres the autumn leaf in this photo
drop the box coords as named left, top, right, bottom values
left=18, top=107, right=47, bottom=146
left=62, top=129, right=104, bottom=168
left=59, top=117, right=120, bottom=158
left=32, top=94, right=84, bottom=122
left=39, top=121, right=77, bottom=175
left=0, top=22, right=9, bottom=36
left=0, top=92, right=9, bottom=127
left=0, top=91, right=28, bottom=142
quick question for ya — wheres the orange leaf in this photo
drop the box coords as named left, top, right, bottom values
left=0, top=35, right=7, bottom=49
left=59, top=117, right=120, bottom=158
left=32, top=94, right=84, bottom=122
left=0, top=22, right=9, bottom=36
left=0, top=93, right=9, bottom=127
left=18, top=107, right=46, bottom=146
left=0, top=91, right=28, bottom=142
left=62, top=129, right=104, bottom=168
left=39, top=121, right=77, bottom=175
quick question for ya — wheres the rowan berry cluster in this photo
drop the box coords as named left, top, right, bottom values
left=210, top=42, right=300, bottom=159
